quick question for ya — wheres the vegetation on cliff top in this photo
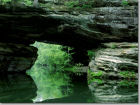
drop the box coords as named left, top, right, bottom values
left=0, top=0, right=129, bottom=10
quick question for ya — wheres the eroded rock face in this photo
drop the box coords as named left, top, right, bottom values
left=89, top=42, right=138, bottom=78
left=0, top=43, right=37, bottom=72
left=88, top=42, right=138, bottom=103
left=88, top=80, right=138, bottom=103
left=0, top=0, right=138, bottom=48
left=0, top=0, right=138, bottom=72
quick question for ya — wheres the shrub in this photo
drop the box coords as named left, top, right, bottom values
left=31, top=41, right=72, bottom=73
left=90, top=71, right=103, bottom=77
left=88, top=78, right=104, bottom=85
left=82, top=4, right=92, bottom=9
left=64, top=1, right=79, bottom=8
left=119, top=80, right=136, bottom=88
left=87, top=50, right=95, bottom=60
left=119, top=71, right=136, bottom=79
left=64, top=0, right=93, bottom=9
left=0, top=0, right=33, bottom=6
left=121, top=0, right=129, bottom=6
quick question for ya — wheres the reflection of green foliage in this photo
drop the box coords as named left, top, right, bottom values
left=119, top=71, right=136, bottom=78
left=75, top=63, right=84, bottom=67
left=26, top=42, right=73, bottom=102
left=75, top=72, right=82, bottom=76
left=27, top=67, right=73, bottom=102
left=64, top=63, right=84, bottom=73
left=87, top=98, right=94, bottom=103
left=119, top=80, right=136, bottom=88
left=64, top=67, right=75, bottom=72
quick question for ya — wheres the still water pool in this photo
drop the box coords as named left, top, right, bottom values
left=0, top=73, right=138, bottom=103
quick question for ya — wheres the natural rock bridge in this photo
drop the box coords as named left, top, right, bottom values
left=0, top=0, right=138, bottom=72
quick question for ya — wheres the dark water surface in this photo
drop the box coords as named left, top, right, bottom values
left=0, top=73, right=36, bottom=103
left=0, top=73, right=138, bottom=103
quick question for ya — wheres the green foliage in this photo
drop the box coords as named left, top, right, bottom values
left=87, top=98, right=94, bottom=103
left=88, top=69, right=103, bottom=80
left=64, top=63, right=83, bottom=72
left=64, top=1, right=79, bottom=8
left=64, top=67, right=75, bottom=72
left=90, top=71, right=103, bottom=77
left=121, top=0, right=129, bottom=6
left=88, top=70, right=104, bottom=84
left=1, top=0, right=10, bottom=2
left=32, top=42, right=72, bottom=73
left=87, top=69, right=90, bottom=74
left=119, top=71, right=136, bottom=79
left=87, top=50, right=95, bottom=60
left=26, top=42, right=73, bottom=102
left=82, top=4, right=92, bottom=9
left=24, top=0, right=32, bottom=6
left=27, top=67, right=73, bottom=102
left=0, top=0, right=11, bottom=5
left=119, top=80, right=136, bottom=88
left=0, top=0, right=33, bottom=6
left=64, top=0, right=92, bottom=9
left=88, top=78, right=104, bottom=85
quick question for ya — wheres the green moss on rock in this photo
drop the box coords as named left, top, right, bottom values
left=119, top=71, right=136, bottom=79
left=119, top=80, right=137, bottom=88
left=88, top=78, right=104, bottom=85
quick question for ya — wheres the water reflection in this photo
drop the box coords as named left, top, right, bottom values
left=26, top=42, right=74, bottom=102
left=26, top=66, right=73, bottom=103
left=0, top=72, right=91, bottom=103
left=0, top=72, right=138, bottom=103
left=0, top=42, right=138, bottom=103
left=88, top=80, right=138, bottom=103
left=0, top=73, right=36, bottom=103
